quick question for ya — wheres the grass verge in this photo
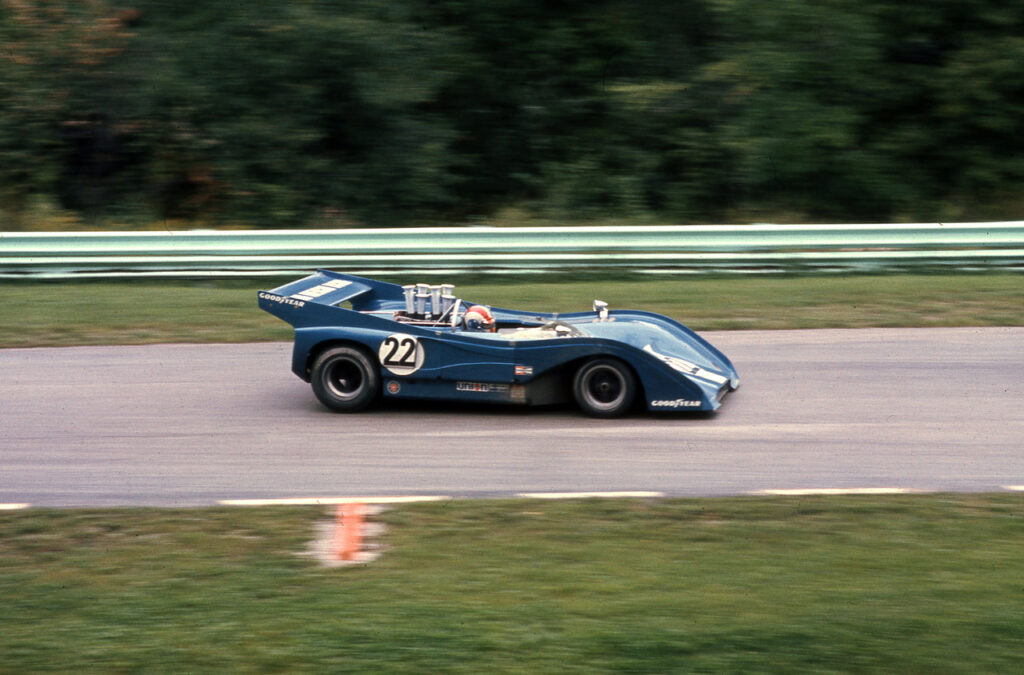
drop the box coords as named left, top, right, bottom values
left=1, top=273, right=1021, bottom=348
left=2, top=495, right=1023, bottom=672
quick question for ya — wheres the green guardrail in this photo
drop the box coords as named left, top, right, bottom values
left=1, top=223, right=1023, bottom=277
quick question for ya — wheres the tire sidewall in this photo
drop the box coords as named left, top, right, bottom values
left=573, top=357, right=636, bottom=418
left=311, top=346, right=380, bottom=412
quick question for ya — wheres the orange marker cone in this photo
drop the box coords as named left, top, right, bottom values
left=333, top=502, right=366, bottom=561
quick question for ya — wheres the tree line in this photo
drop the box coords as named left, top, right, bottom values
left=2, top=0, right=1022, bottom=228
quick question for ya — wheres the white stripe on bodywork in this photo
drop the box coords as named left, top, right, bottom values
left=642, top=344, right=730, bottom=386
left=291, top=279, right=352, bottom=301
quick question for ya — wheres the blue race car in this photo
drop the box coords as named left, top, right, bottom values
left=258, top=271, right=739, bottom=417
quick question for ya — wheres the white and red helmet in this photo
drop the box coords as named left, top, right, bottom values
left=463, top=305, right=495, bottom=331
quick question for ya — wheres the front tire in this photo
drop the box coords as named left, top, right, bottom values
left=310, top=346, right=380, bottom=412
left=573, top=358, right=636, bottom=418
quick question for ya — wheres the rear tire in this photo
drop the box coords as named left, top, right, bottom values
left=310, top=346, right=380, bottom=412
left=573, top=357, right=636, bottom=418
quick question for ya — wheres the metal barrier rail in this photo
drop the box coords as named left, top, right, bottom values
left=2, top=222, right=1023, bottom=277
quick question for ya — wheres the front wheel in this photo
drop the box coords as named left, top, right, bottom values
left=310, top=346, right=380, bottom=412
left=573, top=358, right=636, bottom=418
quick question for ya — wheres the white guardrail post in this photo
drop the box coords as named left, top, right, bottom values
left=1, top=222, right=1023, bottom=278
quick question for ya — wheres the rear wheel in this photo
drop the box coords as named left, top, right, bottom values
left=310, top=346, right=380, bottom=412
left=573, top=358, right=636, bottom=418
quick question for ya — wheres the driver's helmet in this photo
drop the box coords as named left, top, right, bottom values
left=463, top=305, right=495, bottom=332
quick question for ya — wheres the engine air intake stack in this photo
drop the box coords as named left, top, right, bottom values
left=400, top=283, right=458, bottom=322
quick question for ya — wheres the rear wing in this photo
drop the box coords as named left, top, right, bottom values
left=258, top=270, right=403, bottom=327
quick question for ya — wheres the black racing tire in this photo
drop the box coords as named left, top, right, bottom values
left=573, top=357, right=636, bottom=418
left=310, top=346, right=380, bottom=412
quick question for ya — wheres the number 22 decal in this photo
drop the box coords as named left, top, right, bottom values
left=378, top=333, right=424, bottom=375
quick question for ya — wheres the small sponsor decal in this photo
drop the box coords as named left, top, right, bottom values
left=258, top=292, right=305, bottom=307
left=510, top=385, right=526, bottom=402
left=456, top=382, right=510, bottom=394
left=514, top=365, right=534, bottom=376
left=379, top=334, right=425, bottom=376
left=386, top=381, right=401, bottom=395
left=651, top=399, right=702, bottom=408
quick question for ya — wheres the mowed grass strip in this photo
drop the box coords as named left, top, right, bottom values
left=2, top=496, right=1023, bottom=672
left=1, top=273, right=1022, bottom=348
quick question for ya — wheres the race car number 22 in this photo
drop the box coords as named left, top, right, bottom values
left=379, top=333, right=425, bottom=376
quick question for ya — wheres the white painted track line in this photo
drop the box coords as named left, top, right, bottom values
left=3, top=488, right=1024, bottom=511
left=219, top=496, right=450, bottom=506
left=518, top=491, right=665, bottom=499
left=754, top=487, right=918, bottom=496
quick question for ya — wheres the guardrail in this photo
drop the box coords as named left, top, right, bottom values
left=2, top=222, right=1023, bottom=278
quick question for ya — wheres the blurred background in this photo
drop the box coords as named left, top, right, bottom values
left=2, top=0, right=1023, bottom=231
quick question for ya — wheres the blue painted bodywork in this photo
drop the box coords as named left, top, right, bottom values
left=258, top=270, right=739, bottom=412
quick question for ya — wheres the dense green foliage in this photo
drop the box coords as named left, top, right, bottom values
left=2, top=0, right=1023, bottom=227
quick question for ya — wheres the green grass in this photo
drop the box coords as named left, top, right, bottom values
left=2, top=496, right=1024, bottom=672
left=1, top=273, right=1021, bottom=348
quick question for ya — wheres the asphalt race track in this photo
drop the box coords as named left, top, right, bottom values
left=2, top=328, right=1022, bottom=507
